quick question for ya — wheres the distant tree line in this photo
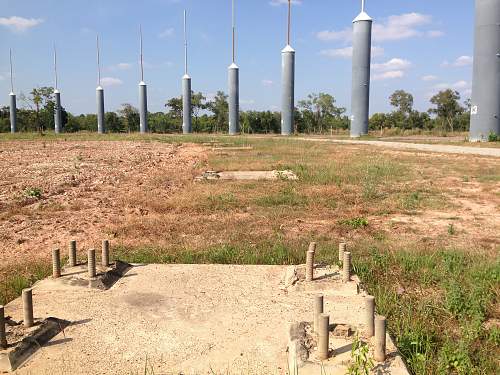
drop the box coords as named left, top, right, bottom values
left=0, top=87, right=470, bottom=134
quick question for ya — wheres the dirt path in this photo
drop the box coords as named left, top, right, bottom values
left=292, top=137, right=500, bottom=157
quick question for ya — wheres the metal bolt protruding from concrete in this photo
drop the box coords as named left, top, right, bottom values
left=374, top=316, right=387, bottom=362
left=308, top=242, right=317, bottom=253
left=318, top=313, right=330, bottom=360
left=0, top=305, right=7, bottom=349
left=102, top=240, right=110, bottom=267
left=22, top=289, right=34, bottom=328
left=343, top=251, right=352, bottom=283
left=365, top=295, right=375, bottom=337
left=339, top=242, right=346, bottom=262
left=69, top=240, right=77, bottom=267
left=313, top=295, right=324, bottom=334
left=306, top=250, right=315, bottom=282
left=52, top=248, right=61, bottom=278
left=88, top=249, right=96, bottom=279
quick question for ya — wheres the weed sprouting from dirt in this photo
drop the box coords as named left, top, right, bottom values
left=24, top=187, right=42, bottom=199
left=339, top=217, right=368, bottom=229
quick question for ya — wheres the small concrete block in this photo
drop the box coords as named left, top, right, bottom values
left=332, top=324, right=352, bottom=338
left=0, top=317, right=70, bottom=372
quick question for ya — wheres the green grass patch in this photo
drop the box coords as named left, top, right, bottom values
left=255, top=185, right=308, bottom=207
left=354, top=247, right=500, bottom=375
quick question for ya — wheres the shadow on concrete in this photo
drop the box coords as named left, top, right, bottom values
left=43, top=337, right=73, bottom=347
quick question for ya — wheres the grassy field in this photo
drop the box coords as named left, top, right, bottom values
left=0, top=133, right=498, bottom=374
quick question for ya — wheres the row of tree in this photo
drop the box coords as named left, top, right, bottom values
left=0, top=87, right=470, bottom=134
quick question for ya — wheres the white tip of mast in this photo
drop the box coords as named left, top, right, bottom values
left=182, top=74, right=191, bottom=79
left=139, top=81, right=146, bottom=86
left=228, top=62, right=239, bottom=69
left=354, top=0, right=371, bottom=22
left=282, top=44, right=295, bottom=53
left=353, top=11, right=372, bottom=23
left=96, top=86, right=103, bottom=90
left=9, top=92, right=15, bottom=96
left=54, top=89, right=60, bottom=94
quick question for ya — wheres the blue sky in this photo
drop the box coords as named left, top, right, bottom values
left=0, top=0, right=474, bottom=115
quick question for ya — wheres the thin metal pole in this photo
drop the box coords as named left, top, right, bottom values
left=232, top=0, right=235, bottom=63
left=96, top=35, right=101, bottom=86
left=9, top=48, right=14, bottom=93
left=54, top=44, right=58, bottom=90
left=140, top=25, right=144, bottom=82
left=361, top=0, right=366, bottom=12
left=184, top=10, right=188, bottom=76
left=287, top=0, right=291, bottom=46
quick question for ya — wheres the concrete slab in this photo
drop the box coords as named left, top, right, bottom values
left=195, top=170, right=298, bottom=181
left=3, top=264, right=409, bottom=375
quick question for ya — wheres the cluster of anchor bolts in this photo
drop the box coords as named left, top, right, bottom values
left=305, top=242, right=387, bottom=363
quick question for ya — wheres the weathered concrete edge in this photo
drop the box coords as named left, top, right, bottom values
left=0, top=317, right=71, bottom=372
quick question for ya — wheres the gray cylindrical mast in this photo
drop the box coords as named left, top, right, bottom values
left=139, top=26, right=148, bottom=134
left=54, top=45, right=62, bottom=134
left=350, top=0, right=372, bottom=138
left=182, top=10, right=192, bottom=134
left=9, top=48, right=17, bottom=133
left=228, top=0, right=240, bottom=135
left=281, top=0, right=295, bottom=135
left=469, top=0, right=500, bottom=141
left=96, top=35, right=105, bottom=134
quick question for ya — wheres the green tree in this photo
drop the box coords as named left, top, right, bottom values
left=20, top=87, right=55, bottom=133
left=298, top=92, right=346, bottom=133
left=117, top=103, right=140, bottom=132
left=207, top=91, right=228, bottom=133
left=428, top=90, right=464, bottom=133
left=390, top=90, right=414, bottom=117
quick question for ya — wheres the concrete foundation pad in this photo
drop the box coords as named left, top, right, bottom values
left=3, top=264, right=408, bottom=374
left=195, top=170, right=298, bottom=181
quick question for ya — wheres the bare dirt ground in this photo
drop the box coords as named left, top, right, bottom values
left=0, top=138, right=498, bottom=275
left=0, top=140, right=207, bottom=269
left=0, top=136, right=498, bottom=374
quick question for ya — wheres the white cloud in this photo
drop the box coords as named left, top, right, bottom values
left=372, top=58, right=412, bottom=72
left=320, top=46, right=384, bottom=59
left=373, top=70, right=405, bottom=81
left=316, top=28, right=352, bottom=42
left=158, top=28, right=174, bottom=38
left=373, top=13, right=432, bottom=42
left=427, top=30, right=444, bottom=38
left=433, top=80, right=469, bottom=90
left=421, top=75, right=438, bottom=81
left=442, top=55, right=473, bottom=67
left=262, top=80, right=274, bottom=87
left=270, top=0, right=301, bottom=6
left=371, top=57, right=411, bottom=81
left=317, top=12, right=441, bottom=43
left=427, top=80, right=472, bottom=99
left=109, top=63, right=132, bottom=71
left=100, top=77, right=123, bottom=87
left=0, top=16, right=44, bottom=32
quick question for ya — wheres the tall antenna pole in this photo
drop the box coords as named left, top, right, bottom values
left=287, top=0, right=291, bottom=45
left=140, top=25, right=144, bottom=82
left=54, top=44, right=59, bottom=90
left=9, top=48, right=14, bottom=93
left=232, top=0, right=235, bottom=63
left=96, top=34, right=101, bottom=86
left=184, top=10, right=188, bottom=76
left=361, top=0, right=365, bottom=12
